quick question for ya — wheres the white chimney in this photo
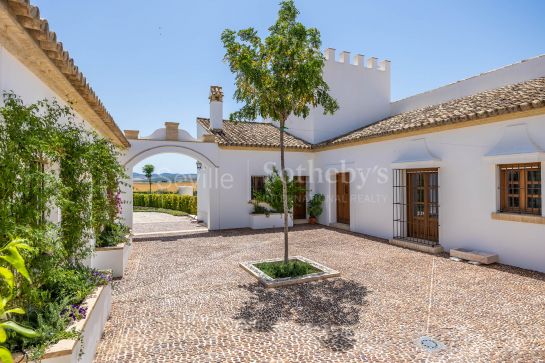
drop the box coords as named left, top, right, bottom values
left=209, top=85, right=223, bottom=130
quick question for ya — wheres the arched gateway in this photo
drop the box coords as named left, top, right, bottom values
left=119, top=122, right=221, bottom=230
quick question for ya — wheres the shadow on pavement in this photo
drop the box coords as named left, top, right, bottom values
left=234, top=279, right=368, bottom=352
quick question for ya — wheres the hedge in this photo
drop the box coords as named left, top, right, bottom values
left=133, top=193, right=197, bottom=214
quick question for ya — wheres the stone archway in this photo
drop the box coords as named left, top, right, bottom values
left=119, top=122, right=221, bottom=230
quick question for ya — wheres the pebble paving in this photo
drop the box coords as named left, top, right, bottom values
left=132, top=212, right=206, bottom=235
left=94, top=225, right=545, bottom=362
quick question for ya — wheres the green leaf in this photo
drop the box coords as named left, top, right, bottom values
left=4, top=308, right=25, bottom=315
left=0, top=247, right=31, bottom=282
left=0, top=321, right=39, bottom=338
left=0, top=346, right=13, bottom=363
left=0, top=268, right=14, bottom=291
left=0, top=326, right=6, bottom=343
left=3, top=237, right=31, bottom=251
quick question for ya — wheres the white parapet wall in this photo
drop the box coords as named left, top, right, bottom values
left=249, top=213, right=294, bottom=229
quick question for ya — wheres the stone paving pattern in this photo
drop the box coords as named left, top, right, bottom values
left=132, top=212, right=206, bottom=235
left=94, top=225, right=545, bottom=362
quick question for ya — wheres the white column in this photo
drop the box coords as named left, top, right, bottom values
left=120, top=166, right=134, bottom=229
left=197, top=165, right=209, bottom=223
left=207, top=167, right=221, bottom=230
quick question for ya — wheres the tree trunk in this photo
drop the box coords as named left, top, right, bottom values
left=148, top=179, right=151, bottom=194
left=279, top=119, right=289, bottom=264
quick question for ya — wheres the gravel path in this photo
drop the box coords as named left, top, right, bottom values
left=95, top=225, right=545, bottom=362
left=132, top=212, right=206, bottom=235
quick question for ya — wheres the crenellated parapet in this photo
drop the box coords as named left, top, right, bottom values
left=324, top=48, right=390, bottom=72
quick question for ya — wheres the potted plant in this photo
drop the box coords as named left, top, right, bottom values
left=92, top=222, right=132, bottom=278
left=307, top=193, right=325, bottom=224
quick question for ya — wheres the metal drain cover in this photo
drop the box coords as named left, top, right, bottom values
left=416, top=336, right=445, bottom=352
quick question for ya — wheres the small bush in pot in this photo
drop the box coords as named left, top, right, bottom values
left=96, top=222, right=129, bottom=248
left=307, top=194, right=325, bottom=224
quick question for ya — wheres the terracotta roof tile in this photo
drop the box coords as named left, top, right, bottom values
left=197, top=118, right=311, bottom=149
left=319, top=77, right=545, bottom=147
left=198, top=78, right=545, bottom=150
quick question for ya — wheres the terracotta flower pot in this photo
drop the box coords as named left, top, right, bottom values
left=308, top=216, right=317, bottom=224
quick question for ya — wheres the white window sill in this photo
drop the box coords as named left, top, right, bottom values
left=491, top=212, right=545, bottom=225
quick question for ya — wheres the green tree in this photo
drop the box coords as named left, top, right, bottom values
left=222, top=0, right=338, bottom=263
left=142, top=164, right=155, bottom=194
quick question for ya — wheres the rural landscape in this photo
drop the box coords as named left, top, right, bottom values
left=132, top=172, right=197, bottom=193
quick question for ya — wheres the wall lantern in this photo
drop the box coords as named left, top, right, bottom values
left=196, top=161, right=202, bottom=171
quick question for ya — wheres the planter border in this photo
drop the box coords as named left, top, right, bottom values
left=25, top=282, right=112, bottom=362
left=240, top=256, right=340, bottom=288
left=92, top=235, right=132, bottom=278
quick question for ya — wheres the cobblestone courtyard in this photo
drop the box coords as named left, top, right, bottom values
left=95, top=225, right=545, bottom=362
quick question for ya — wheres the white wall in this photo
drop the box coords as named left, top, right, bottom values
left=282, top=49, right=391, bottom=144
left=0, top=46, right=93, bottom=132
left=313, top=114, right=545, bottom=273
left=392, top=54, right=545, bottom=114
left=202, top=112, right=545, bottom=272
left=215, top=149, right=316, bottom=229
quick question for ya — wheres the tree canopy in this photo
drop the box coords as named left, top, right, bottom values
left=221, top=0, right=338, bottom=124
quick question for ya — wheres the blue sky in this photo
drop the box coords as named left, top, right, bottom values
left=33, top=0, right=545, bottom=173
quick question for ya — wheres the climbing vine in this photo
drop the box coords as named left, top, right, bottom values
left=0, top=92, right=127, bottom=357
left=0, top=92, right=126, bottom=260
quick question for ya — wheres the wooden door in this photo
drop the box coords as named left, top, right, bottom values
left=407, top=169, right=439, bottom=242
left=293, top=176, right=307, bottom=219
left=336, top=172, right=350, bottom=224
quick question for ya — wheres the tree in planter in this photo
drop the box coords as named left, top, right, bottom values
left=222, top=0, right=338, bottom=263
left=142, top=164, right=155, bottom=194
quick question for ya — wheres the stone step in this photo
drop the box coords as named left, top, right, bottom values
left=450, top=248, right=499, bottom=264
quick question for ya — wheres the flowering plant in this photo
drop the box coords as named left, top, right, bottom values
left=62, top=304, right=88, bottom=322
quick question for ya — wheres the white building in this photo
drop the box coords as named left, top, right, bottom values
left=2, top=1, right=543, bottom=274
left=185, top=51, right=544, bottom=273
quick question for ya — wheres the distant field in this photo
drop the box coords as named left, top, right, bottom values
left=133, top=181, right=196, bottom=193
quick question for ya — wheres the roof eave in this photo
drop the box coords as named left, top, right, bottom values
left=0, top=0, right=129, bottom=148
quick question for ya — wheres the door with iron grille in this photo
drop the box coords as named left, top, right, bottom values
left=407, top=169, right=439, bottom=242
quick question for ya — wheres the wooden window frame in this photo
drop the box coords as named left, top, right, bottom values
left=499, top=163, right=541, bottom=216
left=250, top=176, right=266, bottom=199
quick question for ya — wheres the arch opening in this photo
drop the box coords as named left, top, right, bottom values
left=120, top=143, right=219, bottom=232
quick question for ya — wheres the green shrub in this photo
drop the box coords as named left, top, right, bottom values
left=133, top=193, right=197, bottom=214
left=254, top=260, right=321, bottom=279
left=308, top=193, right=325, bottom=218
left=253, top=168, right=305, bottom=213
left=133, top=206, right=188, bottom=216
left=96, top=222, right=130, bottom=248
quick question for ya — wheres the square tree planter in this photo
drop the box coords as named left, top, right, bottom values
left=14, top=283, right=112, bottom=363
left=249, top=213, right=294, bottom=230
left=240, top=256, right=340, bottom=288
left=92, top=235, right=132, bottom=278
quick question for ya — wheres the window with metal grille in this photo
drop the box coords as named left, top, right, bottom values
left=499, top=163, right=541, bottom=215
left=250, top=176, right=265, bottom=199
